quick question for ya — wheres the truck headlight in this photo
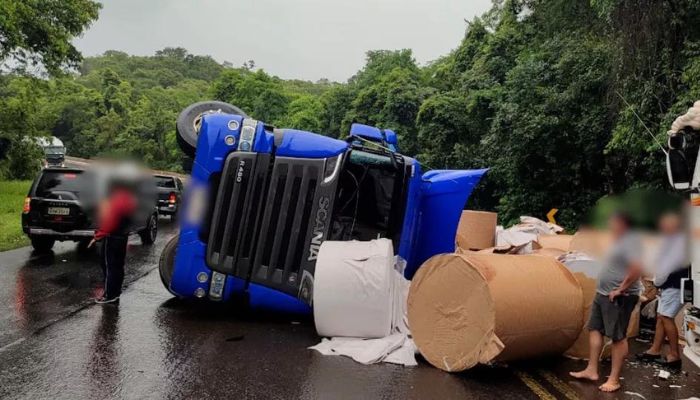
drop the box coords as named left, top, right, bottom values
left=238, top=119, right=257, bottom=152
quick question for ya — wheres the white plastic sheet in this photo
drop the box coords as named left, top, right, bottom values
left=309, top=334, right=417, bottom=366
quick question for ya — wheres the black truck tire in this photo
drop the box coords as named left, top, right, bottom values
left=159, top=234, right=179, bottom=295
left=139, top=214, right=158, bottom=245
left=176, top=101, right=248, bottom=157
left=30, top=236, right=55, bottom=252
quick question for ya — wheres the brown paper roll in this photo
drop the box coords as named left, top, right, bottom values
left=537, top=234, right=574, bottom=252
left=408, top=253, right=584, bottom=372
left=533, top=247, right=567, bottom=258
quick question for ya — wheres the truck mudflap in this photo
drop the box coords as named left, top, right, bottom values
left=205, top=151, right=341, bottom=303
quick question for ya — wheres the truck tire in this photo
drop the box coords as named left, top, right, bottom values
left=30, top=236, right=55, bottom=252
left=176, top=101, right=248, bottom=157
left=139, top=214, right=158, bottom=245
left=159, top=234, right=179, bottom=295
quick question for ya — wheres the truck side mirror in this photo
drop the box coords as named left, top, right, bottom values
left=667, top=131, right=699, bottom=190
left=667, top=149, right=691, bottom=190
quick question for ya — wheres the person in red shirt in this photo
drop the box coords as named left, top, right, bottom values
left=88, top=182, right=137, bottom=304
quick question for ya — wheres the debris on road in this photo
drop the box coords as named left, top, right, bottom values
left=468, top=214, right=565, bottom=255
left=310, top=239, right=415, bottom=366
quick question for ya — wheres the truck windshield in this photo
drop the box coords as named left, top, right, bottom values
left=35, top=171, right=92, bottom=199
left=44, top=146, right=65, bottom=155
left=154, top=176, right=176, bottom=188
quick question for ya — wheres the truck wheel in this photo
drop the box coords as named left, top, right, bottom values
left=176, top=101, right=248, bottom=157
left=159, top=234, right=179, bottom=295
left=139, top=214, right=158, bottom=245
left=30, top=236, right=55, bottom=252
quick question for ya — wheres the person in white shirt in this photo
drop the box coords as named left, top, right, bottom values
left=636, top=212, right=688, bottom=370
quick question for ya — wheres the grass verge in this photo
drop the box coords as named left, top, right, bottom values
left=0, top=180, right=31, bottom=252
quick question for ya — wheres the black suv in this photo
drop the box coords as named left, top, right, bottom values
left=22, top=167, right=159, bottom=252
left=153, top=174, right=183, bottom=220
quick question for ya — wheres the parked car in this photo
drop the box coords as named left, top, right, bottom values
left=153, top=174, right=183, bottom=220
left=159, top=101, right=486, bottom=313
left=22, top=166, right=159, bottom=252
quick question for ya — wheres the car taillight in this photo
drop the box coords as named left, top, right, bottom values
left=169, top=193, right=176, bottom=204
left=23, top=197, right=31, bottom=213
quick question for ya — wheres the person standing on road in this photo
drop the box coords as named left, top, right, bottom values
left=637, top=212, right=688, bottom=370
left=570, top=212, right=642, bottom=393
left=88, top=180, right=136, bottom=305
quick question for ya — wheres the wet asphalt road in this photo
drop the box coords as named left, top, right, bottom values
left=0, top=219, right=698, bottom=400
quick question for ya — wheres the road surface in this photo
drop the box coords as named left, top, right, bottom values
left=0, top=219, right=698, bottom=399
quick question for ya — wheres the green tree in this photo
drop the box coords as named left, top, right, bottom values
left=0, top=0, right=100, bottom=75
left=0, top=77, right=53, bottom=178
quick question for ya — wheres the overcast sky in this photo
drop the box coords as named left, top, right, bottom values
left=74, top=0, right=492, bottom=82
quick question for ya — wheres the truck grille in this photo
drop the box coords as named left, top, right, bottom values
left=206, top=152, right=339, bottom=301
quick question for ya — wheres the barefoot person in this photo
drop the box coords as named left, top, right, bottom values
left=570, top=212, right=642, bottom=392
left=637, top=212, right=688, bottom=370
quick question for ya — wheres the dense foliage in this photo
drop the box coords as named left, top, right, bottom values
left=0, top=0, right=101, bottom=74
left=2, top=0, right=700, bottom=228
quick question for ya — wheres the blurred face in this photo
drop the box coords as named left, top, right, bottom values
left=608, top=215, right=629, bottom=237
left=658, top=213, right=681, bottom=235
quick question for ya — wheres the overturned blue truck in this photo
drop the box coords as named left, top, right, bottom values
left=159, top=101, right=487, bottom=313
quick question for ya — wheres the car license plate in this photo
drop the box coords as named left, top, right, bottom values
left=47, top=207, right=70, bottom=215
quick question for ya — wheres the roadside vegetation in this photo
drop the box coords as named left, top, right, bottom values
left=0, top=181, right=31, bottom=251
left=1, top=0, right=699, bottom=230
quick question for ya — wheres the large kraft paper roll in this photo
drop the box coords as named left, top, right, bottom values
left=408, top=253, right=584, bottom=372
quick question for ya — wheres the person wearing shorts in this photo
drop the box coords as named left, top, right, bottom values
left=637, top=212, right=688, bottom=370
left=588, top=293, right=639, bottom=342
left=570, top=212, right=642, bottom=393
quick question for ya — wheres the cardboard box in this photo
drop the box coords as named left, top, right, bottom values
left=456, top=211, right=497, bottom=251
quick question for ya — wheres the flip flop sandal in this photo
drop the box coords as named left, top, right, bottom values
left=657, top=358, right=682, bottom=370
left=635, top=352, right=662, bottom=362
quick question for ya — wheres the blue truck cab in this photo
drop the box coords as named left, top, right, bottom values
left=160, top=101, right=486, bottom=313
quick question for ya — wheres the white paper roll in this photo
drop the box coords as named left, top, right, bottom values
left=313, top=239, right=395, bottom=338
